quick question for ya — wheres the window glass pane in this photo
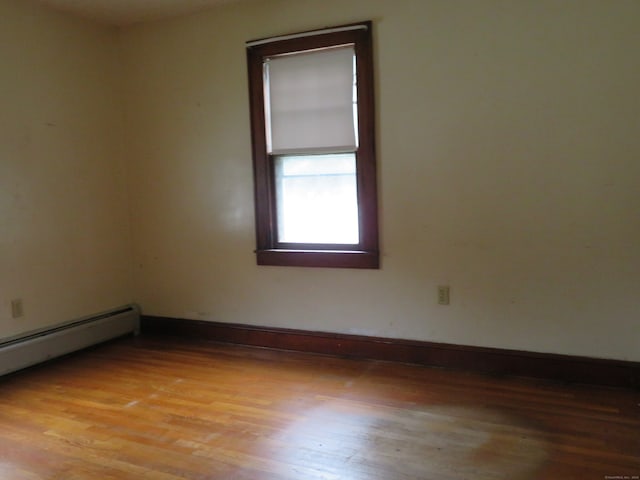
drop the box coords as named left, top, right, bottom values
left=275, top=153, right=359, bottom=244
left=265, top=46, right=357, bottom=154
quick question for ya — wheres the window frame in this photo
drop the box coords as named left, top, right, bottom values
left=246, top=21, right=379, bottom=269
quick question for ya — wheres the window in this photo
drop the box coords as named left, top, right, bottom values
left=246, top=22, right=379, bottom=268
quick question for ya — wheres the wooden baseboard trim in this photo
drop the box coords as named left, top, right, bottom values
left=141, top=316, right=639, bottom=389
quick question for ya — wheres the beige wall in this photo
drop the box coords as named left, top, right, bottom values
left=2, top=0, right=638, bottom=362
left=122, top=0, right=639, bottom=362
left=0, top=0, right=132, bottom=338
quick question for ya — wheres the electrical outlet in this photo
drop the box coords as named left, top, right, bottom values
left=437, top=286, right=450, bottom=305
left=11, top=299, right=24, bottom=318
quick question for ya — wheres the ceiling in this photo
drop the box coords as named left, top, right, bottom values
left=35, top=0, right=243, bottom=26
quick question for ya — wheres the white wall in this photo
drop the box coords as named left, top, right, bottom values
left=3, top=0, right=637, bottom=362
left=122, top=0, right=640, bottom=362
left=0, top=0, right=132, bottom=338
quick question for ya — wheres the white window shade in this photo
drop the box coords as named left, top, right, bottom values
left=265, top=45, right=357, bottom=154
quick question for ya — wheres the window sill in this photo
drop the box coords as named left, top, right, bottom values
left=256, top=249, right=379, bottom=269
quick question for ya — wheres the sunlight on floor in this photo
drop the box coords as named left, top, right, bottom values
left=272, top=398, right=549, bottom=480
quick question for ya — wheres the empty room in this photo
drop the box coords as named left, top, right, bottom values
left=1, top=0, right=638, bottom=478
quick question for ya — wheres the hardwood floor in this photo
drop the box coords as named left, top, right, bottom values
left=0, top=335, right=638, bottom=479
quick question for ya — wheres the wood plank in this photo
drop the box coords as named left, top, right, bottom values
left=0, top=335, right=638, bottom=479
left=141, top=315, right=640, bottom=389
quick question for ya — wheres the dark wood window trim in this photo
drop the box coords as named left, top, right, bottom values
left=246, top=22, right=379, bottom=269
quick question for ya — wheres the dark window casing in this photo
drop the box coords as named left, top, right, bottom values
left=246, top=22, right=379, bottom=269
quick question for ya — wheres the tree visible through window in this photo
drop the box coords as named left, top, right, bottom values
left=246, top=22, right=379, bottom=268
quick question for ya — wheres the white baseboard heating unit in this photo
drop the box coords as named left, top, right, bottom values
left=0, top=304, right=140, bottom=377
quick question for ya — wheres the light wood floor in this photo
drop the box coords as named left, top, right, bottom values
left=0, top=335, right=638, bottom=479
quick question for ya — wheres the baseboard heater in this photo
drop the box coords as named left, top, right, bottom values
left=0, top=305, right=140, bottom=377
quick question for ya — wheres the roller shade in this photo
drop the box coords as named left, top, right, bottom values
left=265, top=45, right=357, bottom=154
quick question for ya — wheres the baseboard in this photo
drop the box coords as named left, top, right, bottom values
left=141, top=316, right=640, bottom=389
left=1, top=306, right=140, bottom=378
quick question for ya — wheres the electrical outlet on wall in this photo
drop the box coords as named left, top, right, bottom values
left=437, top=286, right=450, bottom=305
left=11, top=299, right=24, bottom=318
